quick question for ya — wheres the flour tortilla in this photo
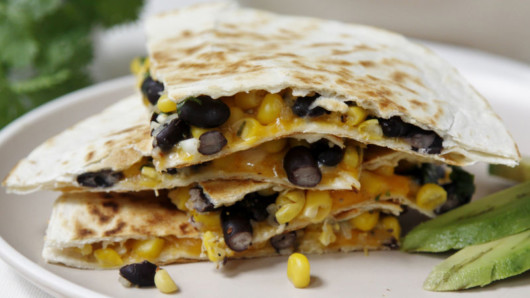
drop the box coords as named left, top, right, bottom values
left=43, top=191, right=399, bottom=269
left=145, top=2, right=519, bottom=169
left=3, top=95, right=361, bottom=193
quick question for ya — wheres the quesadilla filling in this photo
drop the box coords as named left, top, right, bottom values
left=133, top=59, right=444, bottom=170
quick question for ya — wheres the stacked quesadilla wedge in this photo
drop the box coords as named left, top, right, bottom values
left=3, top=3, right=519, bottom=270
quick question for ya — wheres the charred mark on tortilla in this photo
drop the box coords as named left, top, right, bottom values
left=283, top=146, right=322, bottom=187
left=119, top=261, right=158, bottom=287
left=198, top=130, right=228, bottom=155
left=270, top=231, right=298, bottom=253
left=221, top=205, right=253, bottom=252
left=141, top=76, right=164, bottom=105
left=310, top=139, right=344, bottom=166
left=177, top=96, right=230, bottom=128
left=153, top=118, right=191, bottom=152
left=378, top=116, right=443, bottom=154
left=291, top=94, right=330, bottom=117
left=188, top=187, right=217, bottom=212
left=77, top=169, right=124, bottom=188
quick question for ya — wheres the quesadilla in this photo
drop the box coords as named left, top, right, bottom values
left=137, top=2, right=519, bottom=172
left=43, top=191, right=401, bottom=269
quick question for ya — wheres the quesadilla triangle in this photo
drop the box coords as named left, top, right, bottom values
left=44, top=191, right=402, bottom=269
left=137, top=2, right=519, bottom=171
left=3, top=95, right=365, bottom=193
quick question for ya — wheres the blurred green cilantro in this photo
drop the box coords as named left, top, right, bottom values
left=0, top=0, right=144, bottom=128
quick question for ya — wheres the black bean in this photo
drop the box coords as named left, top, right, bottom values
left=141, top=77, right=164, bottom=105
left=177, top=96, right=230, bottom=128
left=270, top=231, right=297, bottom=253
left=291, top=94, right=329, bottom=117
left=236, top=192, right=278, bottom=222
left=163, top=168, right=178, bottom=175
left=153, top=118, right=190, bottom=152
left=198, top=131, right=227, bottom=155
left=221, top=206, right=253, bottom=252
left=77, top=169, right=123, bottom=188
left=119, top=261, right=158, bottom=287
left=188, top=187, right=216, bottom=212
left=378, top=116, right=413, bottom=137
left=283, top=146, right=322, bottom=187
left=425, top=134, right=443, bottom=154
left=310, top=139, right=344, bottom=166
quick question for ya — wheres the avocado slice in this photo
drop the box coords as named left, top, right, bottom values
left=423, top=229, right=530, bottom=291
left=489, top=156, right=530, bottom=182
left=402, top=181, right=530, bottom=252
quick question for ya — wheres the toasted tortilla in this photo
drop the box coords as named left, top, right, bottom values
left=144, top=2, right=519, bottom=169
left=43, top=191, right=398, bottom=269
left=3, top=95, right=362, bottom=193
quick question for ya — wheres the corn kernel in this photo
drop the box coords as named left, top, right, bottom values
left=345, top=106, right=367, bottom=126
left=302, top=191, right=332, bottom=223
left=360, top=172, right=386, bottom=197
left=191, top=126, right=211, bottom=139
left=133, top=238, right=165, bottom=261
left=228, top=106, right=245, bottom=124
left=381, top=216, right=401, bottom=240
left=373, top=165, right=394, bottom=176
left=141, top=166, right=160, bottom=180
left=351, top=211, right=380, bottom=232
left=287, top=253, right=311, bottom=288
left=157, top=95, right=177, bottom=113
left=318, top=222, right=337, bottom=246
left=93, top=248, right=123, bottom=267
left=256, top=93, right=283, bottom=125
left=202, top=231, right=227, bottom=263
left=358, top=119, right=384, bottom=140
left=342, top=146, right=360, bottom=170
left=168, top=187, right=191, bottom=211
left=236, top=118, right=263, bottom=143
left=77, top=244, right=92, bottom=256
left=193, top=212, right=221, bottom=231
left=234, top=90, right=263, bottom=109
left=275, top=190, right=306, bottom=224
left=261, top=139, right=287, bottom=154
left=130, top=57, right=145, bottom=75
left=416, top=183, right=447, bottom=210
left=154, top=269, right=179, bottom=294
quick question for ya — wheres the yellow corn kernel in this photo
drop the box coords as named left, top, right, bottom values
left=318, top=222, right=337, bottom=246
left=77, top=244, right=92, bottom=256
left=156, top=95, right=176, bottom=113
left=133, top=238, right=165, bottom=261
left=228, top=106, right=245, bottom=124
left=287, top=253, right=311, bottom=288
left=190, top=126, right=211, bottom=139
left=93, top=248, right=123, bottom=267
left=202, top=231, right=227, bottom=263
left=351, top=211, right=380, bottom=232
left=381, top=216, right=401, bottom=240
left=130, top=57, right=145, bottom=75
left=358, top=119, right=384, bottom=141
left=234, top=90, right=263, bottom=109
left=236, top=118, right=263, bottom=143
left=256, top=93, right=283, bottom=125
left=373, top=165, right=394, bottom=176
left=360, top=172, right=386, bottom=197
left=302, top=191, right=332, bottom=223
left=416, top=183, right=447, bottom=210
left=141, top=166, right=160, bottom=180
left=275, top=190, right=306, bottom=224
left=154, top=269, right=179, bottom=294
left=261, top=139, right=287, bottom=154
left=193, top=212, right=221, bottom=231
left=168, top=187, right=191, bottom=211
left=345, top=106, right=367, bottom=126
left=342, top=146, right=359, bottom=170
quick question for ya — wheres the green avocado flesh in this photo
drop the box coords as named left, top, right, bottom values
left=423, top=229, right=530, bottom=291
left=489, top=157, right=530, bottom=182
left=402, top=181, right=530, bottom=252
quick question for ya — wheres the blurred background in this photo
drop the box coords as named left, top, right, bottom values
left=1, top=0, right=529, bottom=129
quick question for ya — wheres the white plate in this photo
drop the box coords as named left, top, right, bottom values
left=1, top=43, right=530, bottom=298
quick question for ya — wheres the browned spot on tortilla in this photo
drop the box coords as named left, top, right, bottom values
left=354, top=44, right=377, bottom=51
left=332, top=49, right=352, bottom=55
left=197, top=51, right=226, bottom=61
left=75, top=221, right=94, bottom=238
left=320, top=59, right=353, bottom=67
left=215, top=30, right=266, bottom=41
left=293, top=74, right=314, bottom=85
left=309, top=42, right=344, bottom=48
left=182, top=30, right=192, bottom=37
left=179, top=222, right=196, bottom=235
left=359, top=60, right=375, bottom=68
left=221, top=23, right=237, bottom=29
left=104, top=221, right=126, bottom=236
left=85, top=151, right=94, bottom=162
left=382, top=58, right=417, bottom=69
left=183, top=43, right=208, bottom=55
left=107, top=125, right=143, bottom=138
left=102, top=201, right=119, bottom=213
